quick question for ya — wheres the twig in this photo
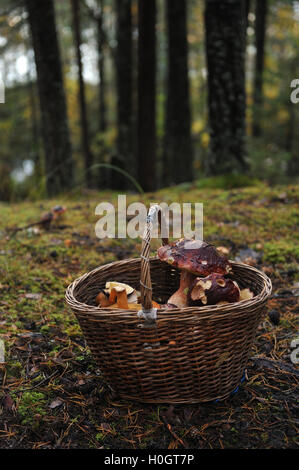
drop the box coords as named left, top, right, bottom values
left=161, top=416, right=188, bottom=449
left=9, top=370, right=59, bottom=394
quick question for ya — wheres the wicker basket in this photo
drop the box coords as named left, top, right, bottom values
left=65, top=206, right=272, bottom=404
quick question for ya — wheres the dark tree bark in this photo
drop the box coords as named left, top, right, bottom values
left=204, top=0, right=248, bottom=175
left=84, top=0, right=108, bottom=188
left=252, top=0, right=268, bottom=137
left=113, top=0, right=133, bottom=190
left=131, top=0, right=139, bottom=182
left=96, top=3, right=109, bottom=189
left=245, top=0, right=251, bottom=28
left=164, top=0, right=193, bottom=185
left=26, top=36, right=41, bottom=180
left=26, top=0, right=73, bottom=196
left=286, top=102, right=299, bottom=177
left=137, top=0, right=156, bottom=192
left=27, top=78, right=42, bottom=180
left=84, top=0, right=107, bottom=132
left=96, top=0, right=107, bottom=134
left=287, top=59, right=299, bottom=176
left=70, top=0, right=93, bottom=186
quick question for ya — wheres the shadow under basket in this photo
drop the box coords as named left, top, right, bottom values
left=65, top=258, right=272, bottom=404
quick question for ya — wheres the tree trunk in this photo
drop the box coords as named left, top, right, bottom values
left=97, top=0, right=107, bottom=134
left=70, top=0, right=93, bottom=186
left=252, top=0, right=268, bottom=137
left=26, top=0, right=73, bottom=196
left=245, top=0, right=251, bottom=28
left=204, top=0, right=247, bottom=175
left=94, top=0, right=109, bottom=189
left=286, top=102, right=298, bottom=176
left=114, top=0, right=133, bottom=190
left=137, top=0, right=156, bottom=192
left=26, top=36, right=41, bottom=181
left=164, top=0, right=193, bottom=186
left=27, top=77, right=42, bottom=181
left=287, top=59, right=299, bottom=176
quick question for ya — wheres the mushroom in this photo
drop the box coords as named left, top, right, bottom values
left=95, top=289, right=112, bottom=307
left=157, top=238, right=232, bottom=308
left=96, top=286, right=160, bottom=310
left=158, top=239, right=232, bottom=276
left=239, top=288, right=254, bottom=301
left=112, top=300, right=161, bottom=311
left=105, top=281, right=134, bottom=296
left=188, top=273, right=240, bottom=306
left=109, top=286, right=129, bottom=308
left=166, top=270, right=195, bottom=308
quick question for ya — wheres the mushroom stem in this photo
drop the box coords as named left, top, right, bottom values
left=167, top=271, right=195, bottom=308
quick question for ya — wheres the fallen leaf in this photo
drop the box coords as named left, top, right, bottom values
left=49, top=398, right=63, bottom=409
left=3, top=394, right=14, bottom=411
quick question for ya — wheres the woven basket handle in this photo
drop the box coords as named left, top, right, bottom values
left=139, top=205, right=169, bottom=320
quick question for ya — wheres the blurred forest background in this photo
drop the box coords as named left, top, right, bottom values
left=0, top=0, right=298, bottom=201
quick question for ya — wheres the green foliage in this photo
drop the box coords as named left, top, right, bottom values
left=0, top=0, right=298, bottom=200
left=196, top=174, right=262, bottom=190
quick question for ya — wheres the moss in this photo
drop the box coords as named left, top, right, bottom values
left=261, top=433, right=269, bottom=442
left=196, top=174, right=262, bottom=190
left=7, top=361, right=23, bottom=377
left=263, top=240, right=299, bottom=264
left=64, top=324, right=82, bottom=337
left=40, top=325, right=50, bottom=334
left=18, top=391, right=47, bottom=426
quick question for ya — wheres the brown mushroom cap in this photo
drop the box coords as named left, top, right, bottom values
left=188, top=273, right=240, bottom=306
left=158, top=239, right=232, bottom=277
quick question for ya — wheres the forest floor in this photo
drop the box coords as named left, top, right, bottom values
left=0, top=182, right=298, bottom=449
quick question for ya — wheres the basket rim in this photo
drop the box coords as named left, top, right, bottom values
left=65, top=257, right=272, bottom=321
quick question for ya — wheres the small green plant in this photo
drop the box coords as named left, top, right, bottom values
left=96, top=432, right=105, bottom=441
left=18, top=391, right=47, bottom=427
left=40, top=325, right=50, bottom=334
